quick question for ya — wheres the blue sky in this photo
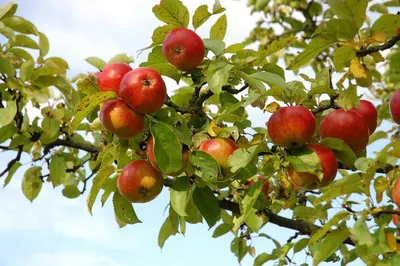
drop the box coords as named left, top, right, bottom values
left=0, top=0, right=393, bottom=265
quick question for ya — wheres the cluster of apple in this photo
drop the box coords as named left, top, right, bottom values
left=95, top=27, right=208, bottom=203
left=267, top=99, right=379, bottom=190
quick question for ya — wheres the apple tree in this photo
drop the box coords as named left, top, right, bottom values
left=1, top=0, right=400, bottom=265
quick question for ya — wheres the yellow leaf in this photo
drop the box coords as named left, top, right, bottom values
left=372, top=32, right=387, bottom=43
left=385, top=232, right=397, bottom=252
left=370, top=52, right=384, bottom=63
left=265, top=102, right=280, bottom=113
left=207, top=121, right=219, bottom=137
left=350, top=58, right=368, bottom=79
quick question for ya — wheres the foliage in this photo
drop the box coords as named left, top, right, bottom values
left=0, top=0, right=400, bottom=265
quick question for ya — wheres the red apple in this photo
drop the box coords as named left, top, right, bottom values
left=267, top=106, right=316, bottom=148
left=162, top=28, right=205, bottom=71
left=320, top=109, right=369, bottom=153
left=288, top=144, right=337, bottom=189
left=99, top=99, right=144, bottom=139
left=147, top=136, right=189, bottom=176
left=120, top=67, right=167, bottom=114
left=392, top=178, right=400, bottom=209
left=117, top=160, right=164, bottom=203
left=97, top=62, right=132, bottom=96
left=199, top=138, right=239, bottom=169
left=247, top=176, right=270, bottom=198
left=351, top=100, right=378, bottom=135
left=390, top=89, right=400, bottom=124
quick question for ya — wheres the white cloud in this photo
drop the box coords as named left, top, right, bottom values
left=25, top=251, right=127, bottom=266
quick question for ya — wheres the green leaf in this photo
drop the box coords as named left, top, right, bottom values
left=354, top=157, right=374, bottom=172
left=231, top=237, right=247, bottom=263
left=233, top=179, right=266, bottom=232
left=151, top=25, right=176, bottom=47
left=0, top=2, right=15, bottom=20
left=108, top=53, right=134, bottom=64
left=369, top=131, right=388, bottom=144
left=228, top=144, right=266, bottom=173
left=13, top=34, right=39, bottom=49
left=49, top=156, right=66, bottom=188
left=0, top=100, right=17, bottom=127
left=245, top=208, right=264, bottom=232
left=145, top=63, right=180, bottom=83
left=192, top=5, right=211, bottom=29
left=293, top=206, right=327, bottom=223
left=3, top=161, right=21, bottom=187
left=370, top=4, right=388, bottom=13
left=287, top=146, right=323, bottom=179
left=293, top=238, right=310, bottom=254
left=210, top=14, right=227, bottom=40
left=309, top=211, right=349, bottom=246
left=327, top=0, right=368, bottom=30
left=158, top=209, right=179, bottom=248
left=170, top=176, right=190, bottom=216
left=190, top=150, right=219, bottom=184
left=313, top=229, right=350, bottom=266
left=62, top=185, right=81, bottom=199
left=0, top=57, right=15, bottom=77
left=320, top=138, right=357, bottom=168
left=371, top=14, right=400, bottom=38
left=203, top=38, right=225, bottom=56
left=113, top=192, right=141, bottom=224
left=224, top=43, right=245, bottom=53
left=349, top=218, right=373, bottom=246
left=249, top=71, right=286, bottom=88
left=69, top=91, right=116, bottom=134
left=192, top=186, right=221, bottom=228
left=207, top=63, right=233, bottom=94
left=41, top=117, right=60, bottom=139
left=101, top=175, right=117, bottom=206
left=262, top=36, right=297, bottom=57
left=212, top=0, right=225, bottom=14
left=2, top=16, right=38, bottom=35
left=87, top=165, right=115, bottom=215
left=152, top=0, right=189, bottom=28
left=333, top=46, right=356, bottom=71
left=314, top=185, right=363, bottom=205
left=38, top=32, right=49, bottom=57
left=287, top=35, right=337, bottom=70
left=20, top=60, right=34, bottom=81
left=21, top=166, right=42, bottom=202
left=76, top=74, right=99, bottom=95
left=150, top=122, right=182, bottom=174
left=212, top=223, right=232, bottom=238
left=85, top=57, right=106, bottom=70
left=0, top=22, right=15, bottom=41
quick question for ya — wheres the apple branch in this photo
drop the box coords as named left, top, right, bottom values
left=44, top=138, right=100, bottom=154
left=356, top=33, right=400, bottom=57
left=80, top=163, right=101, bottom=194
left=0, top=146, right=22, bottom=178
left=311, top=94, right=338, bottom=115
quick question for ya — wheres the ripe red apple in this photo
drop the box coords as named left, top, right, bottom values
left=120, top=67, right=167, bottom=114
left=199, top=138, right=239, bottom=169
left=288, top=144, right=338, bottom=189
left=97, top=62, right=132, bottom=96
left=390, top=89, right=400, bottom=124
left=392, top=178, right=400, bottom=209
left=162, top=28, right=205, bottom=71
left=320, top=109, right=369, bottom=153
left=146, top=136, right=189, bottom=176
left=351, top=100, right=378, bottom=135
left=117, top=160, right=164, bottom=203
left=267, top=106, right=316, bottom=148
left=99, top=99, right=144, bottom=139
left=247, top=176, right=270, bottom=198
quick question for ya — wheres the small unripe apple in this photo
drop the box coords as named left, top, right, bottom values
left=99, top=99, right=144, bottom=139
left=147, top=136, right=189, bottom=176
left=117, top=160, right=164, bottom=203
left=247, top=176, right=270, bottom=198
left=320, top=109, right=369, bottom=153
left=199, top=138, right=239, bottom=169
left=120, top=67, right=167, bottom=114
left=351, top=100, right=378, bottom=135
left=267, top=106, right=316, bottom=148
left=390, top=89, right=400, bottom=124
left=162, top=28, right=205, bottom=71
left=288, top=144, right=337, bottom=190
left=97, top=62, right=132, bottom=96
